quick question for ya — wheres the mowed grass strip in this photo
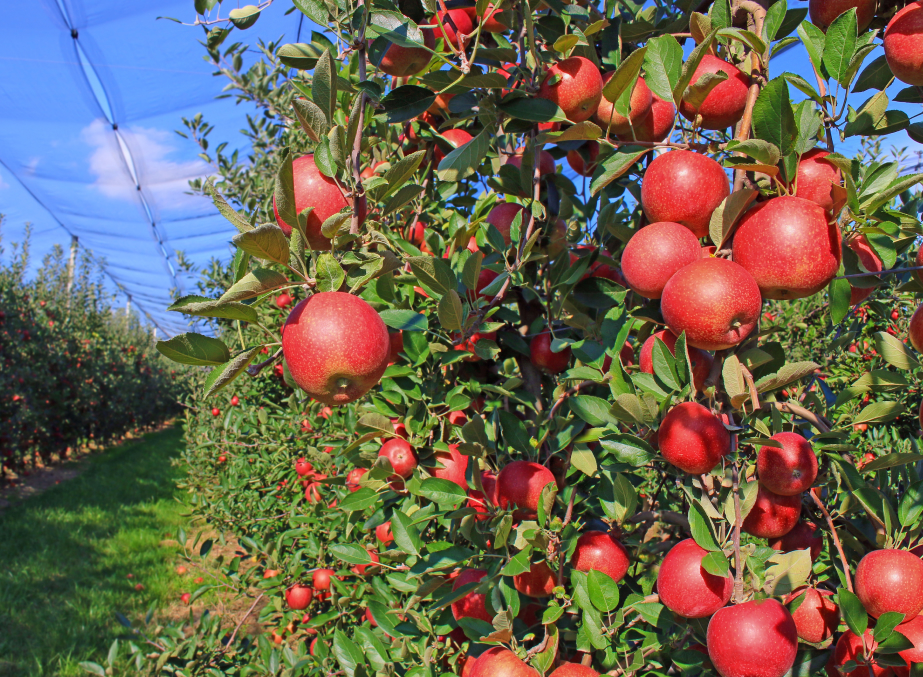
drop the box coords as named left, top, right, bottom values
left=0, top=425, right=188, bottom=677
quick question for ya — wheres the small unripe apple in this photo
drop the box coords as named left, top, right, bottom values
left=783, top=586, right=839, bottom=643
left=282, top=292, right=390, bottom=405
left=621, top=221, right=702, bottom=299
left=657, top=538, right=733, bottom=618
left=757, top=432, right=818, bottom=496
left=469, top=647, right=540, bottom=677
left=884, top=1, right=923, bottom=86
left=594, top=74, right=652, bottom=135
left=432, top=443, right=469, bottom=488
left=639, top=330, right=713, bottom=392
left=741, top=485, right=802, bottom=538
left=513, top=559, right=558, bottom=598
left=217, top=454, right=227, bottom=463
left=378, top=438, right=417, bottom=479
left=678, top=55, right=750, bottom=130
left=376, top=29, right=435, bottom=76
left=285, top=584, right=313, bottom=610
left=661, top=258, right=763, bottom=351
left=640, top=150, right=730, bottom=239
left=486, top=202, right=526, bottom=246
left=847, top=235, right=883, bottom=306
left=810, top=0, right=877, bottom=31
left=451, top=568, right=492, bottom=623
left=768, top=520, right=823, bottom=561
left=855, top=548, right=923, bottom=619
left=570, top=530, right=630, bottom=583
left=707, top=599, right=798, bottom=677
left=833, top=629, right=891, bottom=677
left=537, top=56, right=604, bottom=123
left=530, top=332, right=571, bottom=374
left=230, top=395, right=239, bottom=406
left=657, top=402, right=729, bottom=475
left=497, top=460, right=557, bottom=518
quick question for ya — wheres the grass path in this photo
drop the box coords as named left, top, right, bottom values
left=0, top=425, right=189, bottom=677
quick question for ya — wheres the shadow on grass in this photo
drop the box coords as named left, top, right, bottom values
left=0, top=425, right=188, bottom=677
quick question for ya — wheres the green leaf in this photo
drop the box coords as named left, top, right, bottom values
left=379, top=309, right=428, bottom=332
left=853, top=401, right=905, bottom=425
left=899, top=480, right=923, bottom=526
left=853, top=54, right=894, bottom=93
left=587, top=570, right=620, bottom=612
left=333, top=629, right=366, bottom=677
left=228, top=5, right=260, bottom=29
left=570, top=395, right=618, bottom=426
left=642, top=35, right=683, bottom=102
left=437, top=290, right=464, bottom=331
left=598, top=472, right=638, bottom=524
left=330, top=544, right=374, bottom=565
left=231, top=224, right=290, bottom=265
left=601, top=47, right=648, bottom=106
left=203, top=180, right=253, bottom=234
left=354, top=625, right=391, bottom=668
left=764, top=549, right=812, bottom=595
left=418, top=477, right=467, bottom=506
left=673, top=28, right=720, bottom=104
left=701, top=551, right=730, bottom=577
left=598, top=433, right=656, bottom=466
left=502, top=549, right=533, bottom=576
left=156, top=333, right=231, bottom=366
left=316, top=253, right=346, bottom=292
left=408, top=256, right=456, bottom=296
left=378, top=150, right=427, bottom=200
left=498, top=410, right=532, bottom=456
left=390, top=510, right=423, bottom=556
left=763, top=0, right=786, bottom=40
left=823, top=8, right=858, bottom=87
left=202, top=347, right=262, bottom=398
left=78, top=663, right=106, bottom=677
left=338, top=488, right=381, bottom=512
left=590, top=146, right=648, bottom=195
left=797, top=22, right=826, bottom=76
left=312, top=49, right=336, bottom=123
left=167, top=295, right=259, bottom=324
left=437, top=129, right=489, bottom=182
left=829, top=275, right=852, bottom=324
left=220, top=267, right=289, bottom=302
left=708, top=188, right=759, bottom=249
left=379, top=85, right=436, bottom=123
left=838, top=589, right=868, bottom=637
left=873, top=331, right=921, bottom=370
left=291, top=0, right=328, bottom=25
left=688, top=501, right=720, bottom=552
left=874, top=612, right=907, bottom=642
left=570, top=446, right=598, bottom=477
left=498, top=96, right=567, bottom=122
left=752, top=76, right=797, bottom=157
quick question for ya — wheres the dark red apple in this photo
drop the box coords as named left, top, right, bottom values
left=757, top=432, right=818, bottom=496
left=486, top=202, right=526, bottom=246
left=530, top=332, right=571, bottom=374
left=566, top=142, right=600, bottom=177
left=794, top=148, right=847, bottom=214
left=621, top=221, right=702, bottom=299
left=537, top=56, right=604, bottom=123
left=474, top=267, right=500, bottom=299
left=352, top=549, right=379, bottom=576
left=570, top=530, right=630, bottom=583
left=884, top=1, right=923, bottom=86
left=661, top=258, right=763, bottom=351
left=768, top=520, right=824, bottom=561
left=833, top=629, right=893, bottom=677
left=784, top=586, right=839, bottom=643
left=733, top=196, right=842, bottom=300
left=678, top=55, right=750, bottom=130
left=848, top=235, right=883, bottom=306
left=910, top=303, right=923, bottom=352
left=388, top=330, right=404, bottom=364
left=378, top=438, right=417, bottom=479
left=508, top=148, right=556, bottom=176
left=451, top=568, right=492, bottom=623
left=467, top=470, right=498, bottom=520
left=657, top=402, right=729, bottom=475
left=657, top=538, right=733, bottom=618
left=741, top=486, right=801, bottom=539
left=640, top=150, right=730, bottom=239
left=594, top=74, right=652, bottom=135
left=429, top=9, right=475, bottom=49
left=497, top=460, right=557, bottom=518
left=432, top=443, right=469, bottom=488
left=282, top=292, right=390, bottom=405
left=469, top=647, right=540, bottom=677
left=638, top=330, right=713, bottom=392
left=285, top=584, right=314, bottom=610
left=707, top=599, right=798, bottom=677
left=513, top=559, right=558, bottom=598
left=810, top=0, right=877, bottom=30
left=855, top=549, right=923, bottom=619
left=377, top=30, right=435, bottom=76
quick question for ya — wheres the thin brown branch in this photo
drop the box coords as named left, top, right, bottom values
left=810, top=489, right=854, bottom=592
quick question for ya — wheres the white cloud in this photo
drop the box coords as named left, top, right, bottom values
left=82, top=118, right=212, bottom=210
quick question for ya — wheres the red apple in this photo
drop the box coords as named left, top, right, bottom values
left=508, top=148, right=556, bottom=176
left=741, top=486, right=802, bottom=538
left=640, top=150, right=730, bottom=239
left=455, top=331, right=497, bottom=361
left=537, top=56, right=604, bottom=123
left=768, top=520, right=824, bottom=561
left=639, top=330, right=713, bottom=392
left=390, top=419, right=408, bottom=438
left=810, top=0, right=877, bottom=30
left=434, top=128, right=474, bottom=163
left=467, top=470, right=498, bottom=520
left=707, top=599, right=798, bottom=677
left=757, top=432, right=818, bottom=496
left=630, top=90, right=676, bottom=142
left=678, top=55, right=750, bottom=130
left=474, top=267, right=500, bottom=299
left=467, top=4, right=507, bottom=32
left=530, top=332, right=571, bottom=374
left=469, top=647, right=540, bottom=677
left=497, top=460, right=557, bottom=518
left=602, top=342, right=636, bottom=371
left=181, top=592, right=191, bottom=604
left=621, top=221, right=702, bottom=299
left=855, top=549, right=923, bottom=619
left=657, top=402, right=729, bottom=475
left=429, top=9, right=475, bottom=49
left=884, top=1, right=923, bottom=86
left=733, top=196, right=842, bottom=300
left=230, top=395, right=239, bottom=406
left=894, top=614, right=923, bottom=677
left=833, top=629, right=893, bottom=677
left=378, top=438, right=417, bottom=479
left=346, top=467, right=368, bottom=492
left=566, top=142, right=600, bottom=177
left=794, top=148, right=847, bottom=214
left=282, top=292, right=390, bottom=405
left=549, top=663, right=599, bottom=677
left=570, top=530, right=630, bottom=583
left=376, top=521, right=394, bottom=545
left=784, top=586, right=839, bottom=643
left=285, top=584, right=314, bottom=610
left=847, top=235, right=883, bottom=306
left=451, top=568, right=493, bottom=623
left=388, top=331, right=404, bottom=364
left=594, top=74, right=652, bottom=135
left=312, top=568, right=335, bottom=591
left=275, top=292, right=293, bottom=309
left=376, top=30, right=435, bottom=76
left=910, top=302, right=923, bottom=352
left=432, top=443, right=469, bottom=488
left=211, top=408, right=220, bottom=417
left=513, top=559, right=558, bottom=598
left=486, top=202, right=526, bottom=246
left=657, top=538, right=733, bottom=618
left=352, top=550, right=380, bottom=576
left=661, top=258, right=763, bottom=351
left=295, top=457, right=314, bottom=477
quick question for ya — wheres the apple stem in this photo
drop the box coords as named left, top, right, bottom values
left=810, top=489, right=854, bottom=592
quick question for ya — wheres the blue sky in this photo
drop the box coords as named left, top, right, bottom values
left=0, top=0, right=918, bottom=335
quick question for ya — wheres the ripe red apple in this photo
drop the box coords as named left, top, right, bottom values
left=784, top=586, right=839, bottom=643
left=594, top=74, right=652, bottom=135
left=513, top=559, right=558, bottom=598
left=432, top=443, right=469, bottom=488
left=473, top=267, right=500, bottom=299
left=295, top=457, right=314, bottom=477
left=566, top=142, right=600, bottom=177
left=657, top=538, right=733, bottom=618
left=602, top=341, right=636, bottom=372
left=217, top=454, right=227, bottom=463
left=733, top=196, right=842, bottom=300
left=230, top=395, right=239, bottom=406
left=486, top=202, right=526, bottom=246
left=741, top=485, right=801, bottom=538
left=570, top=530, right=630, bottom=583
left=434, top=128, right=474, bottom=163
left=768, top=520, right=824, bottom=561
left=285, top=584, right=314, bottom=610
left=678, top=55, right=750, bottom=130
left=181, top=592, right=191, bottom=604
left=657, top=402, right=729, bottom=475
left=467, top=470, right=498, bottom=520
left=508, top=148, right=556, bottom=176
left=346, top=467, right=368, bottom=492
left=469, top=647, right=540, bottom=677
left=794, top=148, right=847, bottom=214
left=263, top=569, right=280, bottom=578
left=211, top=408, right=220, bottom=417
left=273, top=154, right=361, bottom=249
left=134, top=583, right=144, bottom=591
left=447, top=410, right=467, bottom=426
left=640, top=150, right=730, bottom=239
left=884, top=1, right=923, bottom=86
left=536, top=56, right=604, bottom=123
left=352, top=549, right=380, bottom=576
left=497, top=460, right=557, bottom=518
left=893, top=614, right=923, bottom=677
left=378, top=438, right=417, bottom=479
left=549, top=663, right=599, bottom=677
left=757, top=432, right=818, bottom=496
left=622, top=221, right=702, bottom=299
left=855, top=549, right=923, bottom=619
left=661, top=258, right=763, bottom=351
left=282, top=292, right=390, bottom=405
left=810, top=0, right=877, bottom=30
left=391, top=418, right=408, bottom=438
left=707, top=599, right=798, bottom=677
left=848, top=235, right=883, bottom=306
left=910, top=302, right=923, bottom=352
left=376, top=30, right=435, bottom=76
left=451, top=568, right=493, bottom=623
left=276, top=292, right=293, bottom=309
left=464, top=4, right=507, bottom=32
left=455, top=331, right=497, bottom=361
left=312, top=568, right=335, bottom=591
left=630, top=91, right=675, bottom=142
left=530, top=332, right=571, bottom=374
left=833, top=629, right=893, bottom=677
left=388, top=331, right=404, bottom=364
left=376, top=521, right=394, bottom=545
left=639, top=330, right=713, bottom=392
left=429, top=9, right=475, bottom=49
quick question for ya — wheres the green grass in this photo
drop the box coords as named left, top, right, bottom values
left=0, top=426, right=189, bottom=677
